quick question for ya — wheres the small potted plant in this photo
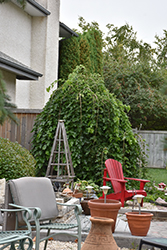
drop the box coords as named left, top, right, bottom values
left=73, top=179, right=100, bottom=196
left=72, top=182, right=83, bottom=199
left=73, top=179, right=100, bottom=215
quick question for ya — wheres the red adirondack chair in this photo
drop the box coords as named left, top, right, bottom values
left=99, top=159, right=150, bottom=207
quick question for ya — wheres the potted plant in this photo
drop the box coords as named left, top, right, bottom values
left=88, top=186, right=122, bottom=233
left=73, top=179, right=100, bottom=196
left=125, top=195, right=153, bottom=236
left=73, top=179, right=100, bottom=215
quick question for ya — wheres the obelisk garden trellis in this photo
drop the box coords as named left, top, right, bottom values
left=46, top=120, right=75, bottom=190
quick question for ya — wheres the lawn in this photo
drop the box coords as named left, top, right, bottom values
left=146, top=168, right=167, bottom=186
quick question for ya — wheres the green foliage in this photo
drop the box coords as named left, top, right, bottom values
left=74, top=179, right=100, bottom=193
left=142, top=168, right=167, bottom=202
left=94, top=29, right=103, bottom=76
left=103, top=58, right=167, bottom=129
left=59, top=37, right=80, bottom=80
left=103, top=24, right=167, bottom=130
left=31, top=65, right=147, bottom=186
left=78, top=17, right=103, bottom=76
left=59, top=17, right=103, bottom=82
left=85, top=29, right=101, bottom=74
left=144, top=181, right=167, bottom=203
left=79, top=36, right=91, bottom=71
left=146, top=168, right=167, bottom=185
left=0, top=71, right=18, bottom=125
left=104, top=23, right=155, bottom=65
left=0, top=137, right=35, bottom=180
left=154, top=29, right=167, bottom=69
left=77, top=16, right=101, bottom=33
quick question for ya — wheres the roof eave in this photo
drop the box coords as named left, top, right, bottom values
left=59, top=22, right=79, bottom=38
left=0, top=58, right=42, bottom=80
left=11, top=0, right=50, bottom=16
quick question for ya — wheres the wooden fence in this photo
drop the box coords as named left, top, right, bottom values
left=0, top=109, right=42, bottom=150
left=1, top=112, right=167, bottom=168
left=135, top=129, right=167, bottom=169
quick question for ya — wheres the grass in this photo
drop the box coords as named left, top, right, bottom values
left=146, top=168, right=167, bottom=186
left=143, top=168, right=167, bottom=202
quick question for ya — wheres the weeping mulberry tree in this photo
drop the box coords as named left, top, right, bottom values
left=31, top=66, right=147, bottom=186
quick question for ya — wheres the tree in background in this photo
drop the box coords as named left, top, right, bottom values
left=58, top=17, right=103, bottom=82
left=103, top=23, right=167, bottom=130
left=79, top=36, right=91, bottom=71
left=59, top=37, right=80, bottom=80
left=77, top=17, right=103, bottom=76
left=154, top=29, right=167, bottom=69
left=63, top=18, right=167, bottom=130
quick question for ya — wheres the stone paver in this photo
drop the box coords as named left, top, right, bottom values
left=78, top=210, right=167, bottom=248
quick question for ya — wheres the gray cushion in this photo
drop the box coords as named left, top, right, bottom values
left=9, top=177, right=58, bottom=225
left=0, top=211, right=3, bottom=225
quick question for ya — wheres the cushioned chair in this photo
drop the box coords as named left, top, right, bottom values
left=4, top=177, right=82, bottom=250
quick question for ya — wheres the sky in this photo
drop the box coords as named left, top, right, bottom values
left=60, top=0, right=167, bottom=47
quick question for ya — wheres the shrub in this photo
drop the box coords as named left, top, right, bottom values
left=0, top=137, right=35, bottom=180
left=31, top=65, right=147, bottom=186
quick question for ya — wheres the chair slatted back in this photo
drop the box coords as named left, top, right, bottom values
left=105, top=159, right=125, bottom=193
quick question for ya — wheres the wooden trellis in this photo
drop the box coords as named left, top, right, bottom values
left=46, top=120, right=75, bottom=189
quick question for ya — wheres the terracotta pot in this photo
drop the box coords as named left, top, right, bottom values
left=72, top=193, right=83, bottom=198
left=125, top=212, right=153, bottom=236
left=80, top=198, right=94, bottom=215
left=88, top=199, right=122, bottom=233
left=81, top=217, right=119, bottom=250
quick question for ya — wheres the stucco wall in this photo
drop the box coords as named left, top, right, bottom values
left=0, top=2, right=31, bottom=65
left=0, top=1, right=31, bottom=105
left=0, top=0, right=60, bottom=109
left=43, top=0, right=60, bottom=106
left=29, top=0, right=60, bottom=108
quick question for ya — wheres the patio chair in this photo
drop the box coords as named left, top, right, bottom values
left=4, top=177, right=82, bottom=250
left=0, top=205, right=33, bottom=249
left=99, top=159, right=150, bottom=207
left=139, top=237, right=167, bottom=250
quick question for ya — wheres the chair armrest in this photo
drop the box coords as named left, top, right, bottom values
left=124, top=177, right=150, bottom=183
left=3, top=203, right=33, bottom=233
left=124, top=177, right=150, bottom=190
left=9, top=203, right=42, bottom=220
left=103, top=177, right=127, bottom=183
left=2, top=207, right=32, bottom=219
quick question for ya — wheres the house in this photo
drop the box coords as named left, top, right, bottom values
left=0, top=0, right=78, bottom=149
left=0, top=0, right=78, bottom=109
